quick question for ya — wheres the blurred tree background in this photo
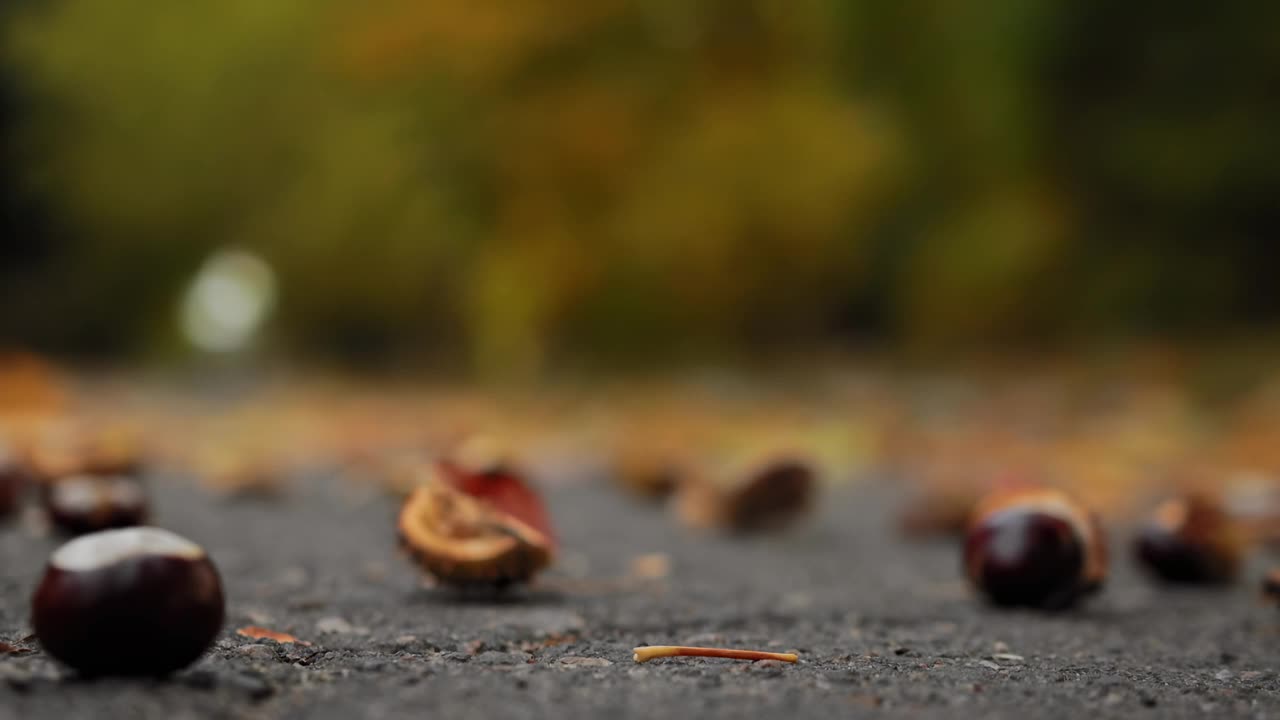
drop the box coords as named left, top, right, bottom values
left=1, top=0, right=1277, bottom=375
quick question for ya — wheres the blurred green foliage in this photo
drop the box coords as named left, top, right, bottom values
left=2, top=0, right=1277, bottom=373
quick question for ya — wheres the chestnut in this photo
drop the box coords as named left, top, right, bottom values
left=676, top=456, right=816, bottom=533
left=963, top=488, right=1107, bottom=609
left=1262, top=569, right=1280, bottom=604
left=0, top=445, right=26, bottom=518
left=1134, top=494, right=1243, bottom=584
left=398, top=469, right=554, bottom=587
left=45, top=475, right=149, bottom=535
left=32, top=527, right=225, bottom=676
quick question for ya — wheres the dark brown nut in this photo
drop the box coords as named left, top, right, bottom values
left=677, top=457, right=816, bottom=533
left=964, top=488, right=1107, bottom=609
left=0, top=445, right=26, bottom=518
left=1261, top=569, right=1280, bottom=604
left=32, top=527, right=225, bottom=676
left=398, top=473, right=553, bottom=587
left=1134, top=494, right=1244, bottom=584
left=45, top=475, right=149, bottom=535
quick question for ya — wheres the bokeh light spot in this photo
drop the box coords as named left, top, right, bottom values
left=180, top=248, right=276, bottom=353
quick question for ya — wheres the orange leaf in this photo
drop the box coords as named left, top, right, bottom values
left=236, top=626, right=311, bottom=646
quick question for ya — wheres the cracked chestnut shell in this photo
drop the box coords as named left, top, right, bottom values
left=1134, top=494, right=1243, bottom=584
left=44, top=475, right=149, bottom=535
left=32, top=527, right=225, bottom=676
left=399, top=466, right=554, bottom=587
left=963, top=488, right=1107, bottom=609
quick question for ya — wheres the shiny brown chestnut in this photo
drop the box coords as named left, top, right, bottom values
left=1261, top=569, right=1280, bottom=605
left=963, top=488, right=1107, bottom=609
left=32, top=527, right=225, bottom=676
left=676, top=456, right=816, bottom=533
left=0, top=445, right=26, bottom=518
left=398, top=467, right=554, bottom=587
left=1134, top=494, right=1243, bottom=584
left=44, top=475, right=149, bottom=535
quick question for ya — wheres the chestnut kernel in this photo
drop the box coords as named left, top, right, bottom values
left=438, top=437, right=557, bottom=546
left=399, top=466, right=554, bottom=587
left=32, top=527, right=225, bottom=676
left=963, top=488, right=1107, bottom=609
left=45, top=475, right=149, bottom=535
left=1134, top=494, right=1243, bottom=584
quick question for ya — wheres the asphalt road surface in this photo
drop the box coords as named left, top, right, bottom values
left=3, top=472, right=1280, bottom=719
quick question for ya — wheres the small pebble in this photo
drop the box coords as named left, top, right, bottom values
left=316, top=617, right=369, bottom=636
left=181, top=670, right=218, bottom=690
left=473, top=651, right=531, bottom=666
left=978, top=660, right=1001, bottom=671
left=229, top=671, right=275, bottom=701
left=237, top=644, right=277, bottom=662
left=558, top=656, right=613, bottom=668
left=752, top=659, right=786, bottom=676
left=0, top=665, right=32, bottom=692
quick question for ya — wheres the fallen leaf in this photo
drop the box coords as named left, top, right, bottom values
left=629, top=553, right=671, bottom=580
left=237, top=626, right=311, bottom=646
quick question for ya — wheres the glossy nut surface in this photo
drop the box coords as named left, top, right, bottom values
left=0, top=448, right=25, bottom=518
left=1134, top=495, right=1243, bottom=584
left=722, top=459, right=815, bottom=532
left=963, top=488, right=1106, bottom=609
left=32, top=527, right=224, bottom=676
left=676, top=456, right=816, bottom=533
left=45, top=475, right=149, bottom=535
left=1262, top=569, right=1280, bottom=604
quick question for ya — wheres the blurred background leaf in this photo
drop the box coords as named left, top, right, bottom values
left=2, top=0, right=1277, bottom=375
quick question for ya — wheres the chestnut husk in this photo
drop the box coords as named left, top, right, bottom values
left=398, top=472, right=553, bottom=587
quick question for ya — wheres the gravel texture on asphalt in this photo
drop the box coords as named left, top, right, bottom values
left=3, top=472, right=1280, bottom=719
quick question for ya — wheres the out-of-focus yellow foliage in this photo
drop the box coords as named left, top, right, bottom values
left=7, top=0, right=894, bottom=373
left=6, top=1, right=1277, bottom=370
